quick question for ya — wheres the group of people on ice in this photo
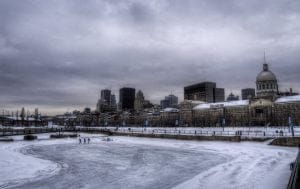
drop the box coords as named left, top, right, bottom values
left=78, top=136, right=91, bottom=144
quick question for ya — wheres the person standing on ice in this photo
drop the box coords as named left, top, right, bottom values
left=84, top=138, right=86, bottom=144
left=79, top=138, right=82, bottom=144
left=88, top=138, right=90, bottom=144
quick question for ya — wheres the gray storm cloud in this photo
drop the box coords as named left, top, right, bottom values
left=0, top=0, right=299, bottom=114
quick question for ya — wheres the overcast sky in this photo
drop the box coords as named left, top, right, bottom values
left=0, top=0, right=299, bottom=115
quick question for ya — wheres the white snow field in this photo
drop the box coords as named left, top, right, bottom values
left=0, top=134, right=298, bottom=189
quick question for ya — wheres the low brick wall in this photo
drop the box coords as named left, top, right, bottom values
left=270, top=137, right=300, bottom=147
left=112, top=132, right=241, bottom=142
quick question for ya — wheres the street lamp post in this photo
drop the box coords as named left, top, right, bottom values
left=288, top=116, right=294, bottom=137
left=222, top=118, right=225, bottom=132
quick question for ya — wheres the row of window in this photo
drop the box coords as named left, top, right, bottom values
left=257, top=82, right=277, bottom=90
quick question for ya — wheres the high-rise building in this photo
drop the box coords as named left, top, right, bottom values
left=96, top=89, right=117, bottom=113
left=160, top=94, right=179, bottom=109
left=134, top=90, right=145, bottom=112
left=165, top=94, right=178, bottom=106
left=184, top=82, right=224, bottom=103
left=241, top=88, right=255, bottom=100
left=111, top=94, right=116, bottom=106
left=119, top=87, right=135, bottom=111
left=160, top=99, right=170, bottom=109
left=184, top=82, right=215, bottom=102
left=101, top=89, right=111, bottom=105
left=214, top=88, right=225, bottom=102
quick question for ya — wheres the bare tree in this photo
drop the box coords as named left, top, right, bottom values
left=21, top=107, right=25, bottom=126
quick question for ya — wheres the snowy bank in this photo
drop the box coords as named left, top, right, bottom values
left=0, top=134, right=82, bottom=188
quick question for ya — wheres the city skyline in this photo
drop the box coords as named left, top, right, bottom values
left=0, top=0, right=300, bottom=114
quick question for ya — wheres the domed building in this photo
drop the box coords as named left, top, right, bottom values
left=256, top=63, right=278, bottom=99
left=181, top=57, right=300, bottom=127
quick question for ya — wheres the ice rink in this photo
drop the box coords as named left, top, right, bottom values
left=0, top=134, right=298, bottom=189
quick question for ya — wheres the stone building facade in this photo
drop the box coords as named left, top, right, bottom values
left=188, top=63, right=300, bottom=127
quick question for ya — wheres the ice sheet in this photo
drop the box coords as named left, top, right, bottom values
left=0, top=134, right=297, bottom=189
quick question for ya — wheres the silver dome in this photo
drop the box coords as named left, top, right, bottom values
left=256, top=63, right=277, bottom=82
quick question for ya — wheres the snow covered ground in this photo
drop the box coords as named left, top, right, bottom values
left=0, top=134, right=62, bottom=188
left=0, top=133, right=298, bottom=189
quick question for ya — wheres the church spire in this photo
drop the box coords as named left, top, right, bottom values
left=263, top=51, right=268, bottom=71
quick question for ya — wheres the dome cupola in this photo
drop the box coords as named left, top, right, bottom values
left=256, top=63, right=277, bottom=82
left=256, top=59, right=278, bottom=99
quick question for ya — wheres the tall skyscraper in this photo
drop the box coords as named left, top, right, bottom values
left=184, top=82, right=225, bottom=103
left=97, top=89, right=117, bottom=113
left=119, top=87, right=136, bottom=111
left=111, top=94, right=117, bottom=106
left=134, top=90, right=145, bottom=112
left=101, top=89, right=111, bottom=105
left=165, top=94, right=178, bottom=107
left=213, top=88, right=225, bottom=102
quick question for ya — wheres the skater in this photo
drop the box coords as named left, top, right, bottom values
left=84, top=138, right=86, bottom=144
left=88, top=138, right=90, bottom=144
left=79, top=138, right=82, bottom=144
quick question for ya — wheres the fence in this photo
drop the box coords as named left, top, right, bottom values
left=0, top=127, right=111, bottom=137
left=112, top=126, right=300, bottom=138
left=0, top=126, right=299, bottom=138
left=287, top=147, right=300, bottom=189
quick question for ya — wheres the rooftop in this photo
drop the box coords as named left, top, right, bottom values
left=275, top=95, right=300, bottom=103
left=193, top=100, right=249, bottom=110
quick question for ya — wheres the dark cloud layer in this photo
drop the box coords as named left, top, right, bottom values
left=0, top=0, right=299, bottom=114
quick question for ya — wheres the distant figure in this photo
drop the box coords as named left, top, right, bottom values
left=88, top=138, right=90, bottom=144
left=79, top=138, right=82, bottom=144
left=84, top=138, right=86, bottom=144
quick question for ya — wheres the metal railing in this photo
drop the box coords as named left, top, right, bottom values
left=0, top=127, right=111, bottom=137
left=113, top=127, right=300, bottom=138
left=0, top=126, right=299, bottom=138
left=287, top=147, right=300, bottom=189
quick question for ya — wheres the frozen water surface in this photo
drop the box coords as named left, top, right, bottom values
left=0, top=134, right=297, bottom=189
